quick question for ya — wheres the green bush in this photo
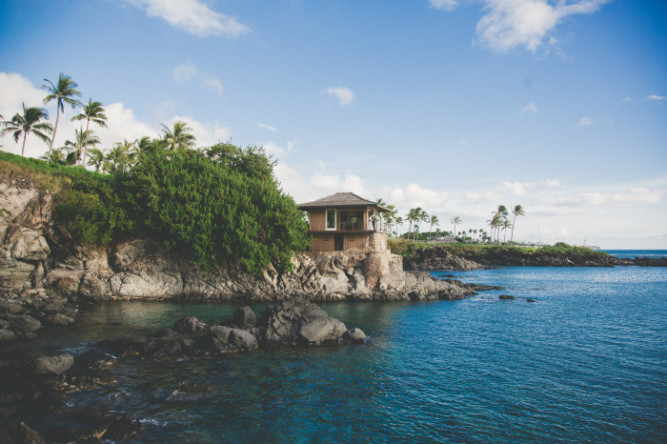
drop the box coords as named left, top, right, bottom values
left=1, top=145, right=309, bottom=276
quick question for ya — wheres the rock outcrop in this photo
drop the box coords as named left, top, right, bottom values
left=0, top=178, right=477, bottom=342
left=403, top=246, right=486, bottom=271
left=100, top=298, right=367, bottom=360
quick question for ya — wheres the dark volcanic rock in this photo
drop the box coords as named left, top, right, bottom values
left=232, top=306, right=257, bottom=329
left=260, top=297, right=350, bottom=347
left=98, top=297, right=364, bottom=360
left=403, top=247, right=486, bottom=271
left=499, top=294, right=516, bottom=300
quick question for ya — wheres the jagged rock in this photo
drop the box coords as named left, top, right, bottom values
left=526, top=298, right=536, bottom=302
left=20, top=421, right=48, bottom=444
left=228, top=328, right=258, bottom=351
left=35, top=354, right=75, bottom=376
left=173, top=316, right=208, bottom=335
left=10, top=229, right=50, bottom=261
left=232, top=306, right=256, bottom=329
left=0, top=328, right=16, bottom=342
left=5, top=314, right=41, bottom=335
left=499, top=294, right=516, bottom=300
left=345, top=328, right=366, bottom=343
left=44, top=312, right=76, bottom=326
left=261, top=297, right=349, bottom=346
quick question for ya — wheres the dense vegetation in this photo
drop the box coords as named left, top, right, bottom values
left=0, top=146, right=309, bottom=276
left=389, top=239, right=610, bottom=261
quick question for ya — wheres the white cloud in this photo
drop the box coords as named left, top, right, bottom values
left=520, top=102, right=538, bottom=114
left=257, top=122, right=277, bottom=132
left=261, top=141, right=286, bottom=158
left=430, top=0, right=459, bottom=11
left=502, top=180, right=534, bottom=196
left=621, top=96, right=632, bottom=102
left=542, top=188, right=662, bottom=207
left=576, top=116, right=592, bottom=127
left=122, top=0, right=249, bottom=38
left=542, top=178, right=561, bottom=187
left=647, top=94, right=667, bottom=101
left=167, top=115, right=231, bottom=146
left=0, top=72, right=237, bottom=157
left=172, top=61, right=223, bottom=95
left=321, top=86, right=355, bottom=106
left=474, top=0, right=608, bottom=53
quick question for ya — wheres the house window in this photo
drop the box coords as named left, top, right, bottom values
left=326, top=209, right=336, bottom=230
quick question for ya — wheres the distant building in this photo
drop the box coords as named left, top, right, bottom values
left=298, top=192, right=390, bottom=253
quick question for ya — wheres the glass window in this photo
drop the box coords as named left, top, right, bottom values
left=326, top=209, right=336, bottom=230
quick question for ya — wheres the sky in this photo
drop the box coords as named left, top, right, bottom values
left=1, top=0, right=666, bottom=249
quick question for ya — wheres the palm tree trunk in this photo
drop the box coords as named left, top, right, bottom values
left=510, top=215, right=516, bottom=242
left=82, top=119, right=90, bottom=167
left=21, top=133, right=27, bottom=157
left=48, top=106, right=61, bottom=160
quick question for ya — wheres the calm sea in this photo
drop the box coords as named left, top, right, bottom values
left=21, top=263, right=667, bottom=443
left=604, top=249, right=667, bottom=259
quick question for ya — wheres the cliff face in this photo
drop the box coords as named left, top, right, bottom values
left=0, top=178, right=472, bottom=340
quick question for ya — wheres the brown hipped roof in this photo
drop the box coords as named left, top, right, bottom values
left=298, top=192, right=390, bottom=212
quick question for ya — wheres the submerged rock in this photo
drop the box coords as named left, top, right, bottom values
left=499, top=295, right=516, bottom=300
left=99, top=298, right=364, bottom=360
left=35, top=354, right=75, bottom=376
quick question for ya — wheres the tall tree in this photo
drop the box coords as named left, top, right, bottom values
left=161, top=121, right=196, bottom=151
left=72, top=99, right=107, bottom=166
left=406, top=208, right=419, bottom=240
left=106, top=139, right=135, bottom=174
left=42, top=73, right=82, bottom=159
left=429, top=215, right=439, bottom=239
left=62, top=128, right=100, bottom=166
left=451, top=216, right=462, bottom=237
left=86, top=147, right=106, bottom=172
left=416, top=209, right=429, bottom=238
left=502, top=219, right=512, bottom=243
left=510, top=204, right=525, bottom=243
left=1, top=103, right=53, bottom=157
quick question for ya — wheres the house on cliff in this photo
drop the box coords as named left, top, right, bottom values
left=298, top=192, right=390, bottom=253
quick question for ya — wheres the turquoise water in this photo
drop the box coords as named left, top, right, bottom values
left=604, top=249, right=667, bottom=259
left=25, top=266, right=667, bottom=442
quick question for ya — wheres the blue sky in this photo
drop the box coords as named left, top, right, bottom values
left=1, top=0, right=666, bottom=248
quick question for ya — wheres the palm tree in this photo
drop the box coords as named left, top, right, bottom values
left=161, top=121, right=196, bottom=151
left=86, top=148, right=106, bottom=172
left=72, top=99, right=107, bottom=166
left=106, top=139, right=135, bottom=174
left=429, top=215, right=439, bottom=239
left=406, top=208, right=420, bottom=240
left=451, top=216, right=462, bottom=237
left=510, top=204, right=525, bottom=243
left=502, top=219, right=512, bottom=243
left=42, top=73, right=82, bottom=159
left=1, top=103, right=53, bottom=157
left=416, top=209, right=429, bottom=239
left=62, top=128, right=100, bottom=166
left=488, top=213, right=503, bottom=243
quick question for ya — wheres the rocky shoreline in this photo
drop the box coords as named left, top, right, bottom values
left=403, top=245, right=667, bottom=270
left=0, top=179, right=484, bottom=344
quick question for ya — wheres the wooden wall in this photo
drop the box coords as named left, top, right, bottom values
left=308, top=209, right=327, bottom=231
left=307, top=233, right=371, bottom=252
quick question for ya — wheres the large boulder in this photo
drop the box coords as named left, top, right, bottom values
left=260, top=297, right=350, bottom=346
left=35, top=354, right=75, bottom=376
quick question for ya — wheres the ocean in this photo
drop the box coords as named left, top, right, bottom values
left=19, top=257, right=667, bottom=442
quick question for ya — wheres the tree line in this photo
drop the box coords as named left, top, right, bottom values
left=374, top=199, right=526, bottom=244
